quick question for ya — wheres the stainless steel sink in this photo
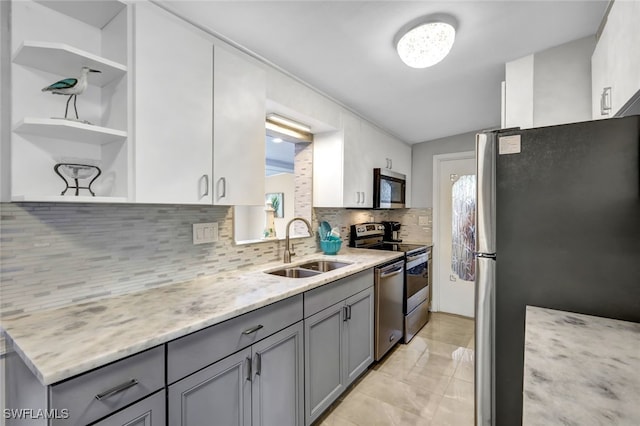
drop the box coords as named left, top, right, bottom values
left=267, top=268, right=322, bottom=278
left=266, top=260, right=352, bottom=278
left=297, top=260, right=352, bottom=272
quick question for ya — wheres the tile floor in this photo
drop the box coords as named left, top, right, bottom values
left=316, top=312, right=475, bottom=426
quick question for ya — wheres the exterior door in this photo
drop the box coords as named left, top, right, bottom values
left=435, top=153, right=476, bottom=317
left=168, top=348, right=252, bottom=426
left=252, top=322, right=304, bottom=426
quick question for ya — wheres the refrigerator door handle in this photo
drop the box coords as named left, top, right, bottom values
left=476, top=132, right=497, bottom=254
left=475, top=256, right=496, bottom=426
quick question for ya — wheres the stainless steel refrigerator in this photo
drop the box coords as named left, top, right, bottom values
left=474, top=116, right=640, bottom=426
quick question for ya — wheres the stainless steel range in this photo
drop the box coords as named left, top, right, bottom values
left=349, top=223, right=432, bottom=351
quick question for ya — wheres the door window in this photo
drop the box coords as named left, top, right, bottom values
left=451, top=174, right=476, bottom=282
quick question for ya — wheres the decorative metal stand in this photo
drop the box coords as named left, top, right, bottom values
left=54, top=163, right=102, bottom=196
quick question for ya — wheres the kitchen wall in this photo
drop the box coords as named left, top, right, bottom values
left=505, top=35, right=595, bottom=128
left=0, top=204, right=430, bottom=319
left=314, top=208, right=432, bottom=244
left=410, top=130, right=478, bottom=208
left=0, top=202, right=319, bottom=319
left=0, top=0, right=9, bottom=204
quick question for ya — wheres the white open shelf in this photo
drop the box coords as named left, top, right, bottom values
left=33, top=0, right=126, bottom=29
left=13, top=41, right=127, bottom=87
left=14, top=118, right=127, bottom=145
left=12, top=195, right=128, bottom=203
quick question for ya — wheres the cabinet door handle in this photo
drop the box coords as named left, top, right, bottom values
left=255, top=353, right=262, bottom=376
left=217, top=177, right=226, bottom=199
left=245, top=356, right=252, bottom=381
left=348, top=305, right=352, bottom=320
left=601, top=87, right=612, bottom=116
left=356, top=191, right=361, bottom=204
left=389, top=159, right=392, bottom=169
left=343, top=306, right=349, bottom=322
left=95, top=378, right=138, bottom=401
left=201, top=174, right=209, bottom=197
left=360, top=192, right=365, bottom=204
left=242, top=324, right=263, bottom=335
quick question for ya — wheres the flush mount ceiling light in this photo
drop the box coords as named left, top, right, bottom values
left=395, top=15, right=457, bottom=68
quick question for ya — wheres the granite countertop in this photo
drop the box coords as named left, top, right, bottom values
left=2, top=248, right=403, bottom=386
left=523, top=306, right=640, bottom=426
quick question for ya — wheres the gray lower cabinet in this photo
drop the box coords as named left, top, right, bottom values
left=5, top=345, right=165, bottom=426
left=304, top=285, right=374, bottom=425
left=343, top=289, right=375, bottom=385
left=93, top=390, right=166, bottom=426
left=168, top=321, right=304, bottom=426
left=304, top=301, right=345, bottom=424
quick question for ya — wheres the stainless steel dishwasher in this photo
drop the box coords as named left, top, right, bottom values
left=374, top=259, right=405, bottom=361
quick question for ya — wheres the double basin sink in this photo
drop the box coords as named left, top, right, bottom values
left=266, top=260, right=352, bottom=278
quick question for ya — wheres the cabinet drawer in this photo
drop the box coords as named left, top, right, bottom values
left=304, top=269, right=373, bottom=318
left=50, top=346, right=164, bottom=426
left=167, top=294, right=303, bottom=383
left=93, top=389, right=166, bottom=426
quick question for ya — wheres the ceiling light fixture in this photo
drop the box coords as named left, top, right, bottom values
left=272, top=137, right=283, bottom=143
left=395, top=15, right=457, bottom=69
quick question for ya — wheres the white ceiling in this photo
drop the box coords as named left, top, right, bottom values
left=163, top=1, right=608, bottom=144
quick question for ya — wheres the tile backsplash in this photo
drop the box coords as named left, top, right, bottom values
left=0, top=202, right=316, bottom=318
left=0, top=203, right=431, bottom=318
left=314, top=208, right=433, bottom=244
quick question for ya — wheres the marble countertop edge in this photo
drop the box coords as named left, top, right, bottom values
left=2, top=248, right=403, bottom=385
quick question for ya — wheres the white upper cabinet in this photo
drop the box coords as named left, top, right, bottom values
left=9, top=0, right=129, bottom=202
left=592, top=0, right=640, bottom=119
left=213, top=46, right=266, bottom=206
left=314, top=110, right=370, bottom=208
left=133, top=2, right=213, bottom=204
left=363, top=121, right=411, bottom=176
left=314, top=110, right=411, bottom=208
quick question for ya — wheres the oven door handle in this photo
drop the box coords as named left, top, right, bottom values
left=379, top=267, right=404, bottom=278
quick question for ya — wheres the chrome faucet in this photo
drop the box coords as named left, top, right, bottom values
left=284, top=217, right=313, bottom=263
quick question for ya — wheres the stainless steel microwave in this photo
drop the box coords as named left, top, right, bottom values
left=373, top=168, right=406, bottom=209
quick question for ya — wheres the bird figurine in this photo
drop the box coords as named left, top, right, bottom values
left=41, top=67, right=101, bottom=121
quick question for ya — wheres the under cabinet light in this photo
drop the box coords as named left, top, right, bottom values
left=266, top=114, right=312, bottom=133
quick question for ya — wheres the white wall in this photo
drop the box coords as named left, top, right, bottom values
left=411, top=131, right=479, bottom=208
left=233, top=172, right=296, bottom=242
left=505, top=36, right=595, bottom=129
left=267, top=173, right=295, bottom=238
left=533, top=36, right=595, bottom=127
left=505, top=54, right=534, bottom=129
left=1, top=0, right=10, bottom=203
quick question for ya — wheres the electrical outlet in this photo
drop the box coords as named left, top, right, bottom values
left=193, top=222, right=218, bottom=244
left=418, top=216, right=428, bottom=226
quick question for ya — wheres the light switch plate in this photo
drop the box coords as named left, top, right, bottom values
left=193, top=222, right=218, bottom=244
